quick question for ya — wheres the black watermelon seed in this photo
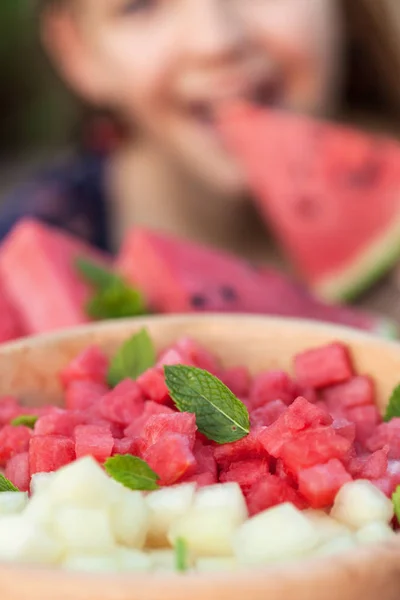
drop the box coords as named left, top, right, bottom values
left=220, top=286, right=238, bottom=302
left=190, top=294, right=208, bottom=308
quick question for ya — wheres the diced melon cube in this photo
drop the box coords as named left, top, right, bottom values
left=0, top=492, right=28, bottom=515
left=53, top=506, right=114, bottom=553
left=0, top=516, right=63, bottom=564
left=30, top=472, right=55, bottom=496
left=47, top=457, right=119, bottom=508
left=146, top=549, right=178, bottom=572
left=62, top=553, right=120, bottom=573
left=115, top=547, right=153, bottom=572
left=193, top=483, right=248, bottom=522
left=331, top=480, right=394, bottom=529
left=23, top=492, right=56, bottom=528
left=168, top=507, right=240, bottom=557
left=311, top=535, right=358, bottom=557
left=356, top=522, right=397, bottom=545
left=302, top=509, right=352, bottom=544
left=233, top=503, right=319, bottom=565
left=110, top=489, right=149, bottom=549
left=146, top=483, right=196, bottom=547
left=196, top=557, right=238, bottom=573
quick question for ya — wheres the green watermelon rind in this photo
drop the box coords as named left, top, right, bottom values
left=313, top=214, right=400, bottom=304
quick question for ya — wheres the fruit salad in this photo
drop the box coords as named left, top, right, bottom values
left=0, top=330, right=399, bottom=574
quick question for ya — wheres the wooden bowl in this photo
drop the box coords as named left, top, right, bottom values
left=0, top=314, right=400, bottom=600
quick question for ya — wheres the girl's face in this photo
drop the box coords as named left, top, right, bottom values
left=54, top=0, right=342, bottom=194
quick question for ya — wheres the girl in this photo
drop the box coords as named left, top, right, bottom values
left=2, top=0, right=400, bottom=316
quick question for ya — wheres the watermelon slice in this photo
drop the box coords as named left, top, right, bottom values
left=218, top=103, right=400, bottom=302
left=0, top=218, right=112, bottom=334
left=117, top=227, right=394, bottom=335
left=0, top=278, right=26, bottom=342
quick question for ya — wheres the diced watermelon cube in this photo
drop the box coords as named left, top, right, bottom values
left=0, top=425, right=32, bottom=466
left=156, top=348, right=192, bottom=367
left=219, top=459, right=269, bottom=493
left=0, top=396, right=23, bottom=425
left=250, top=399, right=287, bottom=427
left=298, top=459, right=352, bottom=508
left=258, top=397, right=332, bottom=458
left=332, top=418, right=356, bottom=443
left=294, top=343, right=353, bottom=389
left=296, top=386, right=319, bottom=405
left=249, top=370, right=298, bottom=408
left=65, top=381, right=108, bottom=411
left=279, top=427, right=352, bottom=474
left=29, top=435, right=76, bottom=474
left=182, top=471, right=218, bottom=487
left=60, top=346, right=109, bottom=387
left=137, top=368, right=170, bottom=405
left=112, top=437, right=142, bottom=457
left=173, top=338, right=221, bottom=375
left=213, top=428, right=269, bottom=469
left=320, top=376, right=375, bottom=410
left=220, top=367, right=251, bottom=398
left=193, top=441, right=217, bottom=477
left=142, top=412, right=197, bottom=453
left=5, top=452, right=30, bottom=492
left=123, top=402, right=175, bottom=438
left=99, top=379, right=144, bottom=426
left=366, top=419, right=400, bottom=459
left=144, top=433, right=196, bottom=486
left=0, top=279, right=25, bottom=343
left=275, top=458, right=297, bottom=487
left=347, top=405, right=382, bottom=447
left=246, top=474, right=306, bottom=516
left=34, top=409, right=84, bottom=437
left=74, top=424, right=114, bottom=462
left=348, top=448, right=388, bottom=480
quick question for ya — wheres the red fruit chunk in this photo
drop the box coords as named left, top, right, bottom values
left=60, top=346, right=109, bottom=387
left=193, top=442, right=217, bottom=477
left=75, top=424, right=114, bottom=462
left=142, top=413, right=197, bottom=451
left=137, top=368, right=170, bottom=404
left=275, top=458, right=297, bottom=487
left=0, top=396, right=22, bottom=425
left=5, top=452, right=30, bottom=492
left=249, top=370, right=298, bottom=408
left=332, top=418, right=356, bottom=443
left=320, top=376, right=374, bottom=411
left=0, top=425, right=32, bottom=466
left=213, top=429, right=268, bottom=469
left=247, top=474, right=306, bottom=516
left=157, top=348, right=191, bottom=367
left=220, top=366, right=251, bottom=398
left=99, top=380, right=144, bottom=426
left=298, top=459, right=352, bottom=508
left=112, top=437, right=142, bottom=456
left=220, top=459, right=269, bottom=493
left=250, top=400, right=286, bottom=427
left=173, top=338, right=221, bottom=375
left=280, top=427, right=352, bottom=474
left=34, top=409, right=84, bottom=437
left=294, top=343, right=353, bottom=389
left=29, top=435, right=76, bottom=474
left=348, top=405, right=382, bottom=447
left=258, top=397, right=332, bottom=458
left=124, top=402, right=175, bottom=438
left=366, top=419, right=400, bottom=459
left=348, top=448, right=388, bottom=480
left=144, top=433, right=196, bottom=486
left=65, top=381, right=108, bottom=411
left=183, top=471, right=217, bottom=487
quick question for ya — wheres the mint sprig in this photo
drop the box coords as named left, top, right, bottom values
left=164, top=365, right=250, bottom=444
left=104, top=455, right=160, bottom=491
left=107, top=329, right=156, bottom=387
left=175, top=537, right=189, bottom=573
left=75, top=258, right=119, bottom=289
left=0, top=474, right=19, bottom=492
left=384, top=384, right=400, bottom=422
left=11, top=415, right=38, bottom=429
left=393, top=486, right=400, bottom=520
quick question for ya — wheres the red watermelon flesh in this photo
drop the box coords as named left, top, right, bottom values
left=218, top=103, right=400, bottom=302
left=117, top=228, right=392, bottom=336
left=0, top=218, right=111, bottom=334
left=0, top=279, right=26, bottom=342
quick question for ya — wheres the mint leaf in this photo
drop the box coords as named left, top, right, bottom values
left=175, top=537, right=189, bottom=573
left=75, top=257, right=118, bottom=290
left=392, top=486, right=400, bottom=520
left=11, top=415, right=38, bottom=429
left=164, top=365, right=250, bottom=444
left=107, top=328, right=156, bottom=387
left=384, top=384, right=400, bottom=422
left=86, top=281, right=147, bottom=321
left=104, top=455, right=160, bottom=491
left=0, top=474, right=19, bottom=492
